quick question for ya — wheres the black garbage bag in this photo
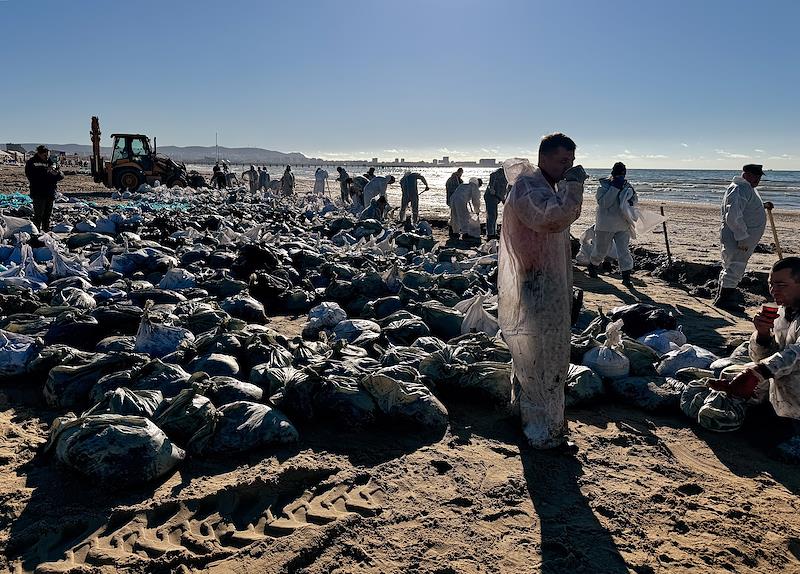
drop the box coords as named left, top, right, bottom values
left=608, top=376, right=686, bottom=412
left=447, top=332, right=511, bottom=363
left=44, top=313, right=104, bottom=350
left=219, top=294, right=267, bottom=323
left=188, top=401, right=298, bottom=456
left=249, top=271, right=291, bottom=304
left=0, top=329, right=41, bottom=382
left=90, top=304, right=144, bottom=336
left=89, top=359, right=191, bottom=403
left=153, top=384, right=218, bottom=445
left=44, top=351, right=148, bottom=409
left=231, top=244, right=282, bottom=279
left=412, top=301, right=464, bottom=341
left=412, top=336, right=448, bottom=354
left=45, top=413, right=184, bottom=485
left=246, top=341, right=294, bottom=370
left=250, top=364, right=308, bottom=396
left=95, top=335, right=136, bottom=353
left=181, top=308, right=230, bottom=335
left=382, top=318, right=431, bottom=346
left=380, top=345, right=429, bottom=369
left=437, top=274, right=471, bottom=296
left=362, top=296, right=402, bottom=320
left=186, top=353, right=240, bottom=377
left=608, top=303, right=678, bottom=339
left=83, top=388, right=165, bottom=418
left=312, top=376, right=380, bottom=428
left=361, top=368, right=448, bottom=431
left=128, top=288, right=187, bottom=307
left=442, top=361, right=512, bottom=404
left=27, top=344, right=97, bottom=384
left=418, top=345, right=473, bottom=384
left=565, top=364, right=605, bottom=407
left=194, top=331, right=244, bottom=358
left=620, top=337, right=661, bottom=376
left=352, top=271, right=388, bottom=298
left=205, top=376, right=264, bottom=405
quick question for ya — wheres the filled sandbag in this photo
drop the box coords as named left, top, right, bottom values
left=582, top=320, right=630, bottom=379
left=188, top=401, right=298, bottom=456
left=45, top=413, right=184, bottom=484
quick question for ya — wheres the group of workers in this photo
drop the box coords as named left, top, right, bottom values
left=23, top=136, right=800, bottom=461
left=499, top=132, right=799, bottom=462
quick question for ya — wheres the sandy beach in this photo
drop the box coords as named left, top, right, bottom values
left=1, top=165, right=799, bottom=573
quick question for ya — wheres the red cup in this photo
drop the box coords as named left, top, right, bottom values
left=762, top=303, right=779, bottom=322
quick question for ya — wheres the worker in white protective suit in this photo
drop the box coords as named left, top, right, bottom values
left=449, top=177, right=483, bottom=239
left=313, top=167, right=328, bottom=196
left=335, top=166, right=350, bottom=204
left=399, top=171, right=429, bottom=225
left=363, top=175, right=395, bottom=207
left=716, top=164, right=770, bottom=310
left=589, top=161, right=638, bottom=287
left=710, top=257, right=800, bottom=461
left=498, top=133, right=586, bottom=449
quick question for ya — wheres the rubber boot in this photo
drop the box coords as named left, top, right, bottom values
left=714, top=286, right=740, bottom=310
left=621, top=270, right=633, bottom=287
left=587, top=263, right=598, bottom=278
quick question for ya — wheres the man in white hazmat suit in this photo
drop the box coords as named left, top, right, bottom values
left=589, top=161, right=638, bottom=287
left=449, top=177, right=483, bottom=239
left=313, top=167, right=328, bottom=196
left=711, top=257, right=800, bottom=461
left=715, top=164, right=770, bottom=310
left=498, top=133, right=587, bottom=448
left=363, top=175, right=395, bottom=207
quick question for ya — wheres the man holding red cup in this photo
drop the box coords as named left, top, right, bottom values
left=712, top=257, right=800, bottom=460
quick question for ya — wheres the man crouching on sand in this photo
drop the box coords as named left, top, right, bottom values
left=713, top=257, right=800, bottom=461
left=498, top=133, right=587, bottom=449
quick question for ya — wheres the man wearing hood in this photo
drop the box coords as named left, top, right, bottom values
left=445, top=168, right=464, bottom=238
left=335, top=167, right=350, bottom=203
left=589, top=162, right=637, bottom=287
left=498, top=133, right=587, bottom=449
left=313, top=167, right=329, bottom=195
left=247, top=165, right=258, bottom=193
left=449, top=177, right=482, bottom=239
left=258, top=167, right=270, bottom=191
left=363, top=174, right=395, bottom=207
left=280, top=165, right=295, bottom=196
left=716, top=164, right=770, bottom=310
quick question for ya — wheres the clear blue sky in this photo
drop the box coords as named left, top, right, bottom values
left=1, top=0, right=798, bottom=169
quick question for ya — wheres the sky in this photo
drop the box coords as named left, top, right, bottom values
left=1, top=0, right=798, bottom=169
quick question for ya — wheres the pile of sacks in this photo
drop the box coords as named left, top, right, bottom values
left=568, top=303, right=757, bottom=431
left=0, top=183, right=517, bottom=485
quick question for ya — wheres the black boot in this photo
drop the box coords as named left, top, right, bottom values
left=587, top=263, right=598, bottom=278
left=621, top=270, right=633, bottom=287
left=714, top=286, right=740, bottom=310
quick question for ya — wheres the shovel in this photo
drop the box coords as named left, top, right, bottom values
left=765, top=202, right=783, bottom=259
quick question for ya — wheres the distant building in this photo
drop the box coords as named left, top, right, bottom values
left=442, top=156, right=450, bottom=165
left=394, top=158, right=399, bottom=163
left=478, top=158, right=496, bottom=166
left=372, top=158, right=378, bottom=164
left=400, top=158, right=405, bottom=163
left=432, top=159, right=438, bottom=165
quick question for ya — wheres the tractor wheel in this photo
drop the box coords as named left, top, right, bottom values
left=167, top=176, right=187, bottom=188
left=114, top=169, right=143, bottom=191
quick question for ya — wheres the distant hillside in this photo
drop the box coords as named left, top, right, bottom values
left=14, top=144, right=317, bottom=165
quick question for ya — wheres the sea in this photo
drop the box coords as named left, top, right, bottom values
left=199, top=164, right=800, bottom=214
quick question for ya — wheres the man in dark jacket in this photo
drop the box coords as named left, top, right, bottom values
left=25, top=145, right=63, bottom=232
left=485, top=166, right=509, bottom=239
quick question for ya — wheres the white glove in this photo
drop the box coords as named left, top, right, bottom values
left=564, top=165, right=588, bottom=183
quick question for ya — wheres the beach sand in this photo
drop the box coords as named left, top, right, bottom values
left=1, top=165, right=799, bottom=573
